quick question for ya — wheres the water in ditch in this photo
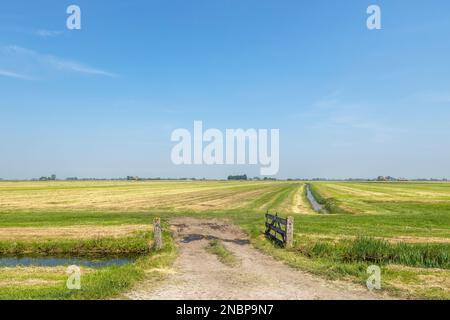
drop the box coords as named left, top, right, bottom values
left=306, top=185, right=325, bottom=212
left=0, top=256, right=135, bottom=268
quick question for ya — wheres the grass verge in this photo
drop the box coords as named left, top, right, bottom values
left=0, top=231, right=152, bottom=256
left=0, top=229, right=177, bottom=299
left=206, top=239, right=238, bottom=267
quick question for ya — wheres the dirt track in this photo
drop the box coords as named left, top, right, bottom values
left=126, top=218, right=383, bottom=300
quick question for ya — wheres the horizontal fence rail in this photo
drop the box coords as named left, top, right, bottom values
left=264, top=212, right=294, bottom=248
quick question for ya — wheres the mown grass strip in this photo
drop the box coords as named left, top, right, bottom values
left=206, top=239, right=238, bottom=267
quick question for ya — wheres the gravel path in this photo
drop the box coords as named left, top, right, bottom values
left=126, top=217, right=383, bottom=300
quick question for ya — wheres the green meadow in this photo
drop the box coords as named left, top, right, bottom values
left=0, top=180, right=448, bottom=299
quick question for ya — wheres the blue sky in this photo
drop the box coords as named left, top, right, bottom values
left=1, top=0, right=450, bottom=179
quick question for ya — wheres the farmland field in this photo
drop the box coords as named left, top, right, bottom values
left=0, top=180, right=449, bottom=299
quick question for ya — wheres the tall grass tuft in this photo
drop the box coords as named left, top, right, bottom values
left=342, top=237, right=393, bottom=263
left=300, top=237, right=449, bottom=269
left=343, top=237, right=450, bottom=269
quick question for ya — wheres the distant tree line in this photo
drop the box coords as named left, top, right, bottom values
left=14, top=175, right=450, bottom=182
left=228, top=174, right=247, bottom=181
left=38, top=174, right=56, bottom=181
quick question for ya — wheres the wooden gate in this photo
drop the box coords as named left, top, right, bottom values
left=264, top=212, right=294, bottom=248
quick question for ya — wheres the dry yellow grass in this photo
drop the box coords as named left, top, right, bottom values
left=0, top=279, right=61, bottom=286
left=0, top=180, right=286, bottom=212
left=291, top=184, right=316, bottom=214
left=0, top=266, right=70, bottom=274
left=317, top=182, right=450, bottom=203
left=299, top=233, right=450, bottom=245
left=0, top=224, right=150, bottom=240
left=0, top=266, right=95, bottom=288
left=385, top=264, right=450, bottom=298
left=386, top=236, right=450, bottom=244
left=322, top=184, right=392, bottom=199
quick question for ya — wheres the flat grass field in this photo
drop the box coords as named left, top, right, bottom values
left=0, top=180, right=449, bottom=299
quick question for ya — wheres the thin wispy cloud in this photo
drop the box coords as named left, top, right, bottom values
left=0, top=69, right=33, bottom=80
left=43, top=53, right=117, bottom=77
left=311, top=90, right=343, bottom=109
left=402, top=91, right=450, bottom=105
left=33, top=29, right=64, bottom=37
left=0, top=45, right=117, bottom=78
left=299, top=93, right=405, bottom=144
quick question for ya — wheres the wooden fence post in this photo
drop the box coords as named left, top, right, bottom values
left=153, top=217, right=162, bottom=250
left=286, top=216, right=294, bottom=248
